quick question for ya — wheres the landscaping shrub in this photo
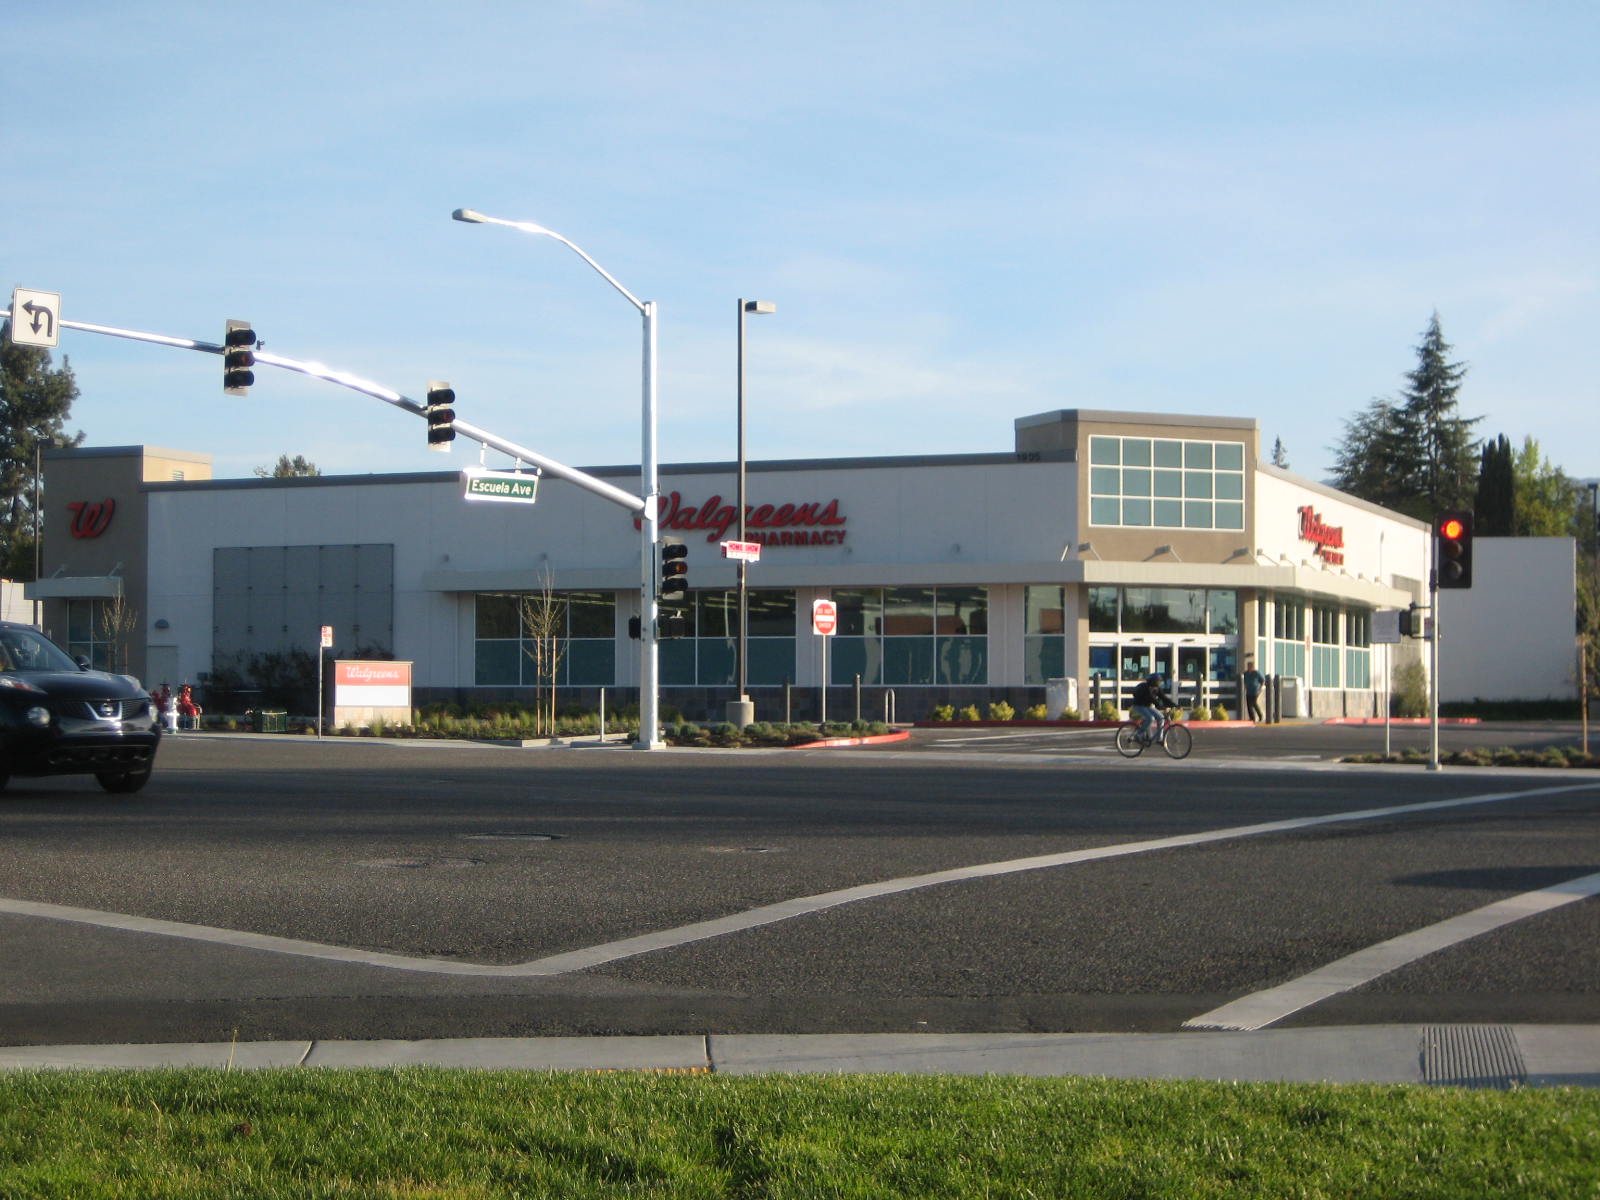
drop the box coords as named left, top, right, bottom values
left=1096, top=701, right=1120, bottom=723
left=1392, top=660, right=1428, bottom=718
left=930, top=704, right=955, bottom=722
left=987, top=701, right=1015, bottom=721
left=958, top=704, right=981, bottom=722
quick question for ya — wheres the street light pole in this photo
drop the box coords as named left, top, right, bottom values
left=728, top=299, right=775, bottom=729
left=452, top=208, right=664, bottom=749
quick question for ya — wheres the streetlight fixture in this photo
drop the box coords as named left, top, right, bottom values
left=728, top=298, right=775, bottom=729
left=451, top=207, right=665, bottom=750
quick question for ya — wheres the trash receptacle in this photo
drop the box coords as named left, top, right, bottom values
left=253, top=710, right=288, bottom=733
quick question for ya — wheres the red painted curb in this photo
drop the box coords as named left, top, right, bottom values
left=784, top=730, right=912, bottom=749
left=915, top=719, right=1261, bottom=729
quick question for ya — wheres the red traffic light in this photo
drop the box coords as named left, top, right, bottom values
left=1435, top=510, right=1473, bottom=589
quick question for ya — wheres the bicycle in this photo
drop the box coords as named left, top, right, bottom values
left=1114, top=706, right=1192, bottom=759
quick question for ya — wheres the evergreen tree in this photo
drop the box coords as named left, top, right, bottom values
left=1328, top=314, right=1479, bottom=520
left=0, top=324, right=84, bottom=579
left=1474, top=433, right=1515, bottom=536
left=1270, top=438, right=1289, bottom=469
left=1398, top=313, right=1479, bottom=517
left=254, top=454, right=322, bottom=478
left=1330, top=397, right=1408, bottom=510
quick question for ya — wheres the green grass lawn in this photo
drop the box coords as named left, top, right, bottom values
left=2, top=1069, right=1596, bottom=1198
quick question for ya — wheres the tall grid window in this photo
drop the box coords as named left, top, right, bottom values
left=1023, top=585, right=1065, bottom=684
left=65, top=598, right=117, bottom=671
left=474, top=592, right=616, bottom=686
left=1345, top=610, right=1371, bottom=689
left=829, top=586, right=988, bottom=686
left=1311, top=603, right=1341, bottom=688
left=1087, top=436, right=1246, bottom=530
left=1272, top=598, right=1306, bottom=680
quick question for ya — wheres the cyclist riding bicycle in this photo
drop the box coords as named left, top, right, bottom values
left=1129, top=673, right=1173, bottom=744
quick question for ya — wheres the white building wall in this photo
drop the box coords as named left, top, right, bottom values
left=145, top=456, right=1081, bottom=692
left=1437, top=538, right=1577, bottom=702
left=1254, top=467, right=1430, bottom=591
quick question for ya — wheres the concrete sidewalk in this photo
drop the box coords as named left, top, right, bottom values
left=1, top=1026, right=1595, bottom=1088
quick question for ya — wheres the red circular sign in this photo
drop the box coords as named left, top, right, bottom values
left=812, top=599, right=838, bottom=636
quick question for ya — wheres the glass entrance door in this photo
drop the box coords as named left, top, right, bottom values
left=1177, top=645, right=1207, bottom=706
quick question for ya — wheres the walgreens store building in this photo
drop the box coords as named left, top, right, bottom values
left=36, top=409, right=1429, bottom=722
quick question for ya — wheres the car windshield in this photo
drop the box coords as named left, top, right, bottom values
left=0, top=627, right=83, bottom=674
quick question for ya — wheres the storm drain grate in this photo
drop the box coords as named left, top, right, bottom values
left=1421, top=1025, right=1526, bottom=1089
left=456, top=833, right=563, bottom=842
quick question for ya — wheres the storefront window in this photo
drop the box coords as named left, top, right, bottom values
left=1271, top=597, right=1306, bottom=680
left=1088, top=587, right=1120, bottom=632
left=1345, top=610, right=1371, bottom=689
left=831, top=586, right=988, bottom=686
left=1311, top=603, right=1341, bottom=687
left=661, top=589, right=797, bottom=686
left=1122, top=587, right=1207, bottom=634
left=1208, top=590, right=1238, bottom=634
left=1088, top=436, right=1247, bottom=531
left=473, top=591, right=616, bottom=687
left=1023, top=586, right=1065, bottom=685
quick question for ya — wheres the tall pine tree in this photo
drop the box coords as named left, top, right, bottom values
left=1399, top=312, right=1479, bottom=517
left=0, top=325, right=85, bottom=578
left=1329, top=313, right=1480, bottom=520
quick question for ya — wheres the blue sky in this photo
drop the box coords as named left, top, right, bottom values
left=5, top=1, right=1596, bottom=485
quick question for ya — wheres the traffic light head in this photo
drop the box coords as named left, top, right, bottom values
left=1436, top=510, right=1473, bottom=589
left=425, top=381, right=456, bottom=451
left=223, top=321, right=256, bottom=395
left=659, top=540, right=688, bottom=600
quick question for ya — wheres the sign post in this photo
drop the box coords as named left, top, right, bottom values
left=317, top=625, right=333, bottom=738
left=812, top=598, right=838, bottom=724
left=1372, top=610, right=1403, bottom=759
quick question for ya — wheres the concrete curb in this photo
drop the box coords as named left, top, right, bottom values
left=2, top=1027, right=1595, bottom=1088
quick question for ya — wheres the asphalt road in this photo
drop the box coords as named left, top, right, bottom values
left=874, top=719, right=1588, bottom=761
left=0, top=733, right=1595, bottom=1047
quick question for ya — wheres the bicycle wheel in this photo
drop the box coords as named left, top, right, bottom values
left=1115, top=723, right=1145, bottom=757
left=1162, top=723, right=1193, bottom=759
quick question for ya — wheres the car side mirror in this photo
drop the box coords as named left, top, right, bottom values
left=74, top=655, right=91, bottom=671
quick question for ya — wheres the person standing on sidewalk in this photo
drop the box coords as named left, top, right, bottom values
left=1243, top=659, right=1265, bottom=723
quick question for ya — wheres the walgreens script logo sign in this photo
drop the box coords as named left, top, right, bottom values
left=334, top=661, right=412, bottom=707
left=636, top=492, right=847, bottom=546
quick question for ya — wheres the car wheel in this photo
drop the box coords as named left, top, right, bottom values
left=97, top=767, right=152, bottom=794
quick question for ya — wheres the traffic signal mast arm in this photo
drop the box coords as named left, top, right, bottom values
left=0, top=308, right=646, bottom=516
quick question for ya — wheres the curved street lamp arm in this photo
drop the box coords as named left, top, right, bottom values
left=452, top=209, right=645, bottom=313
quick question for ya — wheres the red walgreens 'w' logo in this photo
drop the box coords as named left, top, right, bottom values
left=67, top=499, right=116, bottom=538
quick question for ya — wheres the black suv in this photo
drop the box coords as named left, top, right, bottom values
left=0, top=621, right=161, bottom=794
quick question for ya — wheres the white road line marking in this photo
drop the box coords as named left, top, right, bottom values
left=1185, top=869, right=1600, bottom=1032
left=1, top=782, right=1593, bottom=978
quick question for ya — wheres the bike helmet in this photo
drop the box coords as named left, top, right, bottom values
left=1146, top=673, right=1163, bottom=685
